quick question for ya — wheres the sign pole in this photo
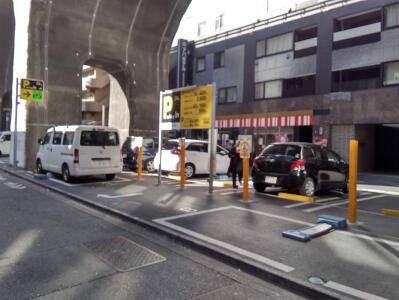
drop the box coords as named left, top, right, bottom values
left=157, top=91, right=163, bottom=185
left=243, top=158, right=249, bottom=201
left=13, top=78, right=19, bottom=169
left=208, top=83, right=216, bottom=194
left=137, top=146, right=143, bottom=179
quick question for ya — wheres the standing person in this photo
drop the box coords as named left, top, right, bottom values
left=228, top=145, right=242, bottom=188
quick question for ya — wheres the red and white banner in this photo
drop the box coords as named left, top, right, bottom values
left=215, top=112, right=313, bottom=129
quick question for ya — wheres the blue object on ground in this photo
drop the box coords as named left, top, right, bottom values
left=34, top=173, right=48, bottom=180
left=282, top=230, right=311, bottom=242
left=317, top=215, right=347, bottom=229
left=282, top=223, right=333, bottom=242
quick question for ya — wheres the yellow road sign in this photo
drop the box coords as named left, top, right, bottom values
left=180, top=85, right=212, bottom=129
left=20, top=78, right=44, bottom=101
left=239, top=139, right=250, bottom=159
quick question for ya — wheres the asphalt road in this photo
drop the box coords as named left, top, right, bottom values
left=0, top=169, right=307, bottom=300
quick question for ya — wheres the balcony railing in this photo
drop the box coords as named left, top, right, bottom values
left=332, top=78, right=381, bottom=92
left=333, top=22, right=381, bottom=42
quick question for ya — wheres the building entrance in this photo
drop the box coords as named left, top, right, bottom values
left=375, top=125, right=399, bottom=173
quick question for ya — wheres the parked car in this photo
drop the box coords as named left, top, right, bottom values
left=154, top=139, right=230, bottom=178
left=0, top=131, right=11, bottom=155
left=36, top=125, right=122, bottom=182
left=252, top=142, right=348, bottom=196
left=122, top=137, right=157, bottom=172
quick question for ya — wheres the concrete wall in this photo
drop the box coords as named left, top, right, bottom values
left=194, top=45, right=245, bottom=103
left=10, top=0, right=191, bottom=169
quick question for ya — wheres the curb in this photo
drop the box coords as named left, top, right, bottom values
left=0, top=166, right=347, bottom=300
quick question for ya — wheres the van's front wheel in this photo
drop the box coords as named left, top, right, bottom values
left=106, top=174, right=115, bottom=180
left=62, top=164, right=72, bottom=183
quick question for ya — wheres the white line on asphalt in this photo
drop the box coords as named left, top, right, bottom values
left=304, top=194, right=386, bottom=213
left=324, top=281, right=388, bottom=300
left=48, top=178, right=75, bottom=187
left=97, top=192, right=144, bottom=199
left=4, top=182, right=26, bottom=190
left=155, top=205, right=399, bottom=248
left=220, top=191, right=239, bottom=196
left=358, top=188, right=399, bottom=196
left=0, top=175, right=6, bottom=181
left=283, top=202, right=314, bottom=208
left=154, top=219, right=295, bottom=273
left=115, top=176, right=130, bottom=182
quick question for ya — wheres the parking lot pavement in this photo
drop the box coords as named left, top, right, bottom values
left=1, top=163, right=398, bottom=299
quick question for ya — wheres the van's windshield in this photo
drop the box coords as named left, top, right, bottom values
left=80, top=131, right=119, bottom=146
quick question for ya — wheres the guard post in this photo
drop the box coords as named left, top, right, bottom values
left=179, top=137, right=185, bottom=189
left=239, top=138, right=251, bottom=202
left=348, top=139, right=358, bottom=223
left=137, top=146, right=143, bottom=179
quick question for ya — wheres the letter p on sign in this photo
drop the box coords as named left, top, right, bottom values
left=163, top=95, right=173, bottom=120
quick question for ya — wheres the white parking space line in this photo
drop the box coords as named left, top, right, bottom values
left=48, top=178, right=75, bottom=187
left=154, top=219, right=295, bottom=273
left=324, top=281, right=388, bottom=300
left=97, top=192, right=144, bottom=199
left=220, top=191, right=239, bottom=196
left=304, top=194, right=386, bottom=213
left=283, top=202, right=314, bottom=208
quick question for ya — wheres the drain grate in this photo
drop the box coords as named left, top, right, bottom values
left=83, top=236, right=166, bottom=272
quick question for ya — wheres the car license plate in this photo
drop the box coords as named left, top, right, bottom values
left=265, top=176, right=277, bottom=184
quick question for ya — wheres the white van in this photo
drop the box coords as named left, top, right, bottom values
left=0, top=131, right=11, bottom=155
left=36, top=125, right=122, bottom=182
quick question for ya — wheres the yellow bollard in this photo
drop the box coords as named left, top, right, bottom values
left=179, top=138, right=185, bottom=189
left=137, top=146, right=143, bottom=179
left=242, top=158, right=249, bottom=201
left=348, top=140, right=358, bottom=223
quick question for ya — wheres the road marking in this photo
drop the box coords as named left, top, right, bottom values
left=220, top=191, right=239, bottom=196
left=97, top=192, right=144, bottom=199
left=358, top=188, right=399, bottom=196
left=179, top=207, right=198, bottom=213
left=284, top=202, right=314, bottom=208
left=4, top=182, right=26, bottom=190
left=154, top=218, right=295, bottom=273
left=48, top=178, right=74, bottom=187
left=304, top=194, right=386, bottom=213
left=324, top=281, right=388, bottom=300
left=0, top=175, right=6, bottom=181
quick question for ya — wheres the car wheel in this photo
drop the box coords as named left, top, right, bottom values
left=254, top=183, right=266, bottom=193
left=185, top=163, right=195, bottom=179
left=300, top=177, right=315, bottom=197
left=36, top=159, right=46, bottom=174
left=106, top=174, right=115, bottom=180
left=145, top=158, right=155, bottom=173
left=62, top=164, right=72, bottom=183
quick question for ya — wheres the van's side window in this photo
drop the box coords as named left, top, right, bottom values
left=3, top=134, right=11, bottom=141
left=52, top=132, right=63, bottom=145
left=63, top=132, right=74, bottom=145
left=43, top=133, right=51, bottom=145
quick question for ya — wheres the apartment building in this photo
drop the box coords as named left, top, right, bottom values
left=169, top=0, right=399, bottom=172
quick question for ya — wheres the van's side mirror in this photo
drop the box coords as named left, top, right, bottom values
left=38, top=138, right=43, bottom=145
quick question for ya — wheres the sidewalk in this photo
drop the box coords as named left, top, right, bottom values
left=0, top=160, right=398, bottom=300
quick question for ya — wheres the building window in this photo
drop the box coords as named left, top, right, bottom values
left=284, top=76, right=315, bottom=98
left=384, top=61, right=399, bottom=85
left=332, top=66, right=381, bottom=92
left=218, top=87, right=237, bottom=104
left=214, top=51, right=225, bottom=68
left=385, top=3, right=399, bottom=29
left=266, top=32, right=293, bottom=56
left=256, top=40, right=266, bottom=58
left=196, top=57, right=205, bottom=72
left=255, top=80, right=283, bottom=99
left=215, top=14, right=224, bottom=31
left=197, top=22, right=206, bottom=38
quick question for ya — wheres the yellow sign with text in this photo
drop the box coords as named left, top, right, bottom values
left=20, top=78, right=44, bottom=101
left=239, top=139, right=251, bottom=159
left=180, top=85, right=212, bottom=129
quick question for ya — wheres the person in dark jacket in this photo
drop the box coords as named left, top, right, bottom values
left=228, top=145, right=242, bottom=188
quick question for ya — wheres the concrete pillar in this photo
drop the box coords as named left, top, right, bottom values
left=10, top=0, right=191, bottom=169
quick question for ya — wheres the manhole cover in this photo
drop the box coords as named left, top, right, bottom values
left=308, top=276, right=325, bottom=285
left=83, top=236, right=166, bottom=272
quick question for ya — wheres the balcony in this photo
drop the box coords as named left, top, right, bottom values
left=333, top=22, right=381, bottom=42
left=332, top=78, right=380, bottom=92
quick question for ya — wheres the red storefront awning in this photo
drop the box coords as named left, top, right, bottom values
left=215, top=110, right=313, bottom=129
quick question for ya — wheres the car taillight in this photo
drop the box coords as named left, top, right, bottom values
left=73, top=149, right=79, bottom=164
left=290, top=159, right=305, bottom=171
left=171, top=149, right=181, bottom=155
left=253, top=156, right=260, bottom=168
